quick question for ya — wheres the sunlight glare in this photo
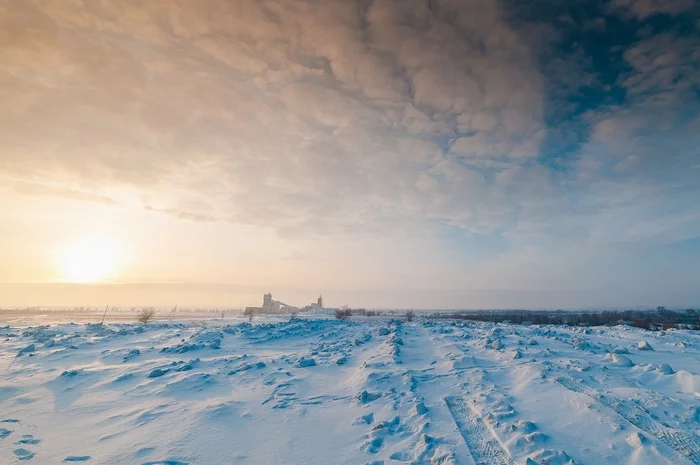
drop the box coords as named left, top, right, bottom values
left=58, top=237, right=120, bottom=283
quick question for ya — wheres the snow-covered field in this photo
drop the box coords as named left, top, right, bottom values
left=1, top=318, right=698, bottom=464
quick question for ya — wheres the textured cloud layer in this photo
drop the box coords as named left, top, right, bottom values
left=1, top=0, right=549, bottom=236
left=1, top=0, right=698, bottom=247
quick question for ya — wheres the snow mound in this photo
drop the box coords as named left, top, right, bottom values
left=353, top=413, right=374, bottom=425
left=510, top=420, right=538, bottom=434
left=413, top=401, right=428, bottom=415
left=627, top=432, right=648, bottom=448
left=637, top=340, right=654, bottom=351
left=17, top=344, right=36, bottom=356
left=656, top=363, right=674, bottom=375
left=611, top=353, right=634, bottom=367
left=148, top=368, right=170, bottom=378
left=355, top=390, right=381, bottom=404
left=296, top=356, right=317, bottom=368
left=527, top=449, right=576, bottom=465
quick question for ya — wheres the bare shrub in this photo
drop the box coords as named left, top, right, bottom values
left=405, top=310, right=415, bottom=322
left=290, top=310, right=298, bottom=321
left=243, top=307, right=255, bottom=322
left=335, top=309, right=352, bottom=320
left=137, top=307, right=156, bottom=324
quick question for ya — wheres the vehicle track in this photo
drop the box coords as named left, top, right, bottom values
left=444, top=396, right=514, bottom=465
left=556, top=375, right=700, bottom=464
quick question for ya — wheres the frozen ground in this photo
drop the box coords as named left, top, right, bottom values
left=1, top=318, right=698, bottom=464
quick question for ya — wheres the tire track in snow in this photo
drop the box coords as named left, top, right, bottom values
left=556, top=376, right=700, bottom=464
left=389, top=323, right=472, bottom=464
left=432, top=325, right=533, bottom=465
left=444, top=396, right=514, bottom=465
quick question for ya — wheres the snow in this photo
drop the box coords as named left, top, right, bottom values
left=0, top=318, right=698, bottom=464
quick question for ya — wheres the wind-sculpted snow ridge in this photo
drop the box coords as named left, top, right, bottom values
left=239, top=318, right=345, bottom=341
left=0, top=318, right=698, bottom=464
left=159, top=330, right=223, bottom=353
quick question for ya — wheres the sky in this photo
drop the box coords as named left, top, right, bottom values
left=1, top=0, right=699, bottom=309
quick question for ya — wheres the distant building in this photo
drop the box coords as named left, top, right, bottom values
left=301, top=294, right=338, bottom=316
left=245, top=293, right=298, bottom=314
left=245, top=293, right=339, bottom=316
left=305, top=295, right=323, bottom=309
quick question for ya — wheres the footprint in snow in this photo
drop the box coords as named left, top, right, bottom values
left=142, top=461, right=189, bottom=465
left=15, top=434, right=41, bottom=445
left=13, top=448, right=36, bottom=461
left=63, top=456, right=91, bottom=462
left=1, top=419, right=21, bottom=440
left=135, top=447, right=156, bottom=458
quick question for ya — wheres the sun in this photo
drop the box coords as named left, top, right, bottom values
left=58, top=237, right=120, bottom=283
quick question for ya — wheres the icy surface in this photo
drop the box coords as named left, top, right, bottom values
left=0, top=319, right=698, bottom=464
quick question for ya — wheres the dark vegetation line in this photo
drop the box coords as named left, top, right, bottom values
left=1, top=306, right=698, bottom=331
left=425, top=307, right=700, bottom=330
left=343, top=307, right=700, bottom=330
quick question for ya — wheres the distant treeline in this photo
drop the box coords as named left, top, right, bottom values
left=2, top=306, right=698, bottom=330
left=427, top=307, right=700, bottom=330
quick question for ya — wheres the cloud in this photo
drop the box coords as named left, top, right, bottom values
left=0, top=0, right=698, bottom=252
left=570, top=29, right=700, bottom=245
left=611, top=0, right=697, bottom=19
left=621, top=33, right=700, bottom=101
left=0, top=0, right=552, bottom=239
left=3, top=179, right=119, bottom=206
left=143, top=205, right=218, bottom=223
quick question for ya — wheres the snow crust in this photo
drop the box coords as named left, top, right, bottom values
left=0, top=318, right=698, bottom=464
